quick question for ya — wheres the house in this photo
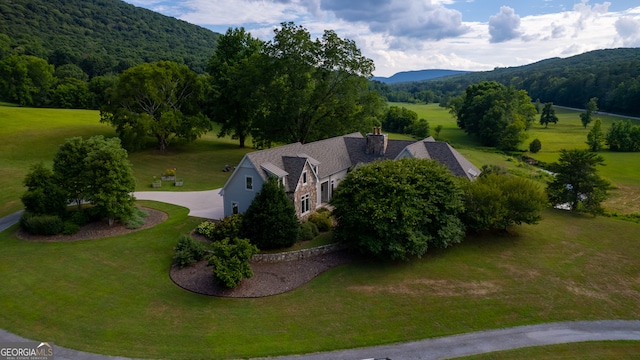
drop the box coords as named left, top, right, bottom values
left=219, top=128, right=481, bottom=219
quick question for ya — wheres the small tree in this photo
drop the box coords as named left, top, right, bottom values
left=208, top=237, right=258, bottom=288
left=331, top=158, right=465, bottom=261
left=462, top=174, right=547, bottom=232
left=529, top=138, right=542, bottom=153
left=241, top=177, right=300, bottom=250
left=547, top=149, right=609, bottom=215
left=586, top=118, right=605, bottom=152
left=580, top=97, right=598, bottom=128
left=539, top=102, right=558, bottom=128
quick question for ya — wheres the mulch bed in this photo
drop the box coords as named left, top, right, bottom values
left=169, top=250, right=355, bottom=298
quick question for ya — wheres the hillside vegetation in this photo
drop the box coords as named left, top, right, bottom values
left=377, top=48, right=640, bottom=117
left=0, top=0, right=220, bottom=75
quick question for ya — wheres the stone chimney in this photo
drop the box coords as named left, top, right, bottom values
left=366, top=126, right=388, bottom=155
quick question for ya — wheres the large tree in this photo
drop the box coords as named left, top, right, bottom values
left=331, top=158, right=466, bottom=261
left=206, top=27, right=263, bottom=148
left=450, top=81, right=536, bottom=150
left=586, top=118, right=605, bottom=152
left=100, top=61, right=210, bottom=151
left=547, top=149, right=609, bottom=215
left=252, top=22, right=379, bottom=146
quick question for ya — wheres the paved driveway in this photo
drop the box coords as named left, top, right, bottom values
left=134, top=189, right=223, bottom=219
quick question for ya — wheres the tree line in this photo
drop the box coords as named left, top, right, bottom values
left=374, top=48, right=640, bottom=117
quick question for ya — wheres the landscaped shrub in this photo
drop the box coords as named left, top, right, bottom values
left=529, top=138, right=542, bottom=153
left=62, top=221, right=80, bottom=235
left=173, top=234, right=207, bottom=268
left=298, top=221, right=319, bottom=241
left=196, top=214, right=243, bottom=241
left=69, top=210, right=89, bottom=226
left=123, top=207, right=149, bottom=229
left=208, top=237, right=258, bottom=288
left=308, top=211, right=333, bottom=232
left=19, top=212, right=64, bottom=235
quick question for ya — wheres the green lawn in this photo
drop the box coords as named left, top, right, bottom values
left=2, top=103, right=640, bottom=358
left=0, top=105, right=251, bottom=217
left=1, top=205, right=639, bottom=359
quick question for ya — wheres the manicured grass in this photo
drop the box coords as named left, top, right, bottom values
left=1, top=206, right=639, bottom=359
left=459, top=341, right=640, bottom=359
left=0, top=106, right=115, bottom=217
left=0, top=105, right=251, bottom=217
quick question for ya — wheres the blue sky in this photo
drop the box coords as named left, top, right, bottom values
left=125, top=0, right=640, bottom=77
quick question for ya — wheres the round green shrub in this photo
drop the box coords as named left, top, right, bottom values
left=173, top=234, right=207, bottom=268
left=308, top=211, right=333, bottom=232
left=298, top=221, right=319, bottom=241
left=19, top=212, right=64, bottom=235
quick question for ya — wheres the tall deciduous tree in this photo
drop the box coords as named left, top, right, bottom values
left=83, top=136, right=136, bottom=225
left=450, top=81, right=536, bottom=150
left=207, top=27, right=263, bottom=148
left=331, top=158, right=466, bottom=261
left=539, top=102, right=558, bottom=128
left=547, top=149, right=609, bottom=215
left=253, top=22, right=379, bottom=146
left=0, top=54, right=54, bottom=106
left=21, top=162, right=67, bottom=217
left=580, top=97, right=598, bottom=128
left=100, top=61, right=210, bottom=151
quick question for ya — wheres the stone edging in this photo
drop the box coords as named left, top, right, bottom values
left=250, top=243, right=348, bottom=263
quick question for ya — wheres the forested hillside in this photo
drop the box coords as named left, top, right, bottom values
left=0, top=0, right=220, bottom=75
left=376, top=48, right=640, bottom=117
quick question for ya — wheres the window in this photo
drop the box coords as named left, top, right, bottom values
left=302, top=170, right=308, bottom=185
left=232, top=202, right=239, bottom=215
left=301, top=193, right=310, bottom=214
left=245, top=176, right=253, bottom=191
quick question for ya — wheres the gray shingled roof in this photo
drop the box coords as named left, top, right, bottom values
left=242, top=132, right=479, bottom=184
left=282, top=156, right=308, bottom=192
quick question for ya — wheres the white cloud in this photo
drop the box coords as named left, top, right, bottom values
left=615, top=17, right=640, bottom=47
left=488, top=6, right=522, bottom=43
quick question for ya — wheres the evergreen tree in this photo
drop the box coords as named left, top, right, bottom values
left=539, top=102, right=558, bottom=128
left=241, top=177, right=300, bottom=250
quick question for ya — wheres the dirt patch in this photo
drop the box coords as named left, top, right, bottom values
left=170, top=250, right=355, bottom=298
left=604, top=184, right=640, bottom=214
left=15, top=207, right=168, bottom=242
left=348, top=279, right=500, bottom=297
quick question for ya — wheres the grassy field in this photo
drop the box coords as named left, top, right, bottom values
left=0, top=204, right=639, bottom=359
left=1, top=104, right=640, bottom=358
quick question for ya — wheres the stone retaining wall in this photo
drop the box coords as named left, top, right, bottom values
left=251, top=243, right=347, bottom=263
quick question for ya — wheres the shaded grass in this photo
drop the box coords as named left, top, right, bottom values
left=1, top=206, right=639, bottom=359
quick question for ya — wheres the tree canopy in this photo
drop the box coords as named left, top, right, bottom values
left=450, top=81, right=536, bottom=150
left=100, top=61, right=211, bottom=151
left=206, top=27, right=263, bottom=148
left=330, top=158, right=466, bottom=261
left=539, top=102, right=558, bottom=128
left=251, top=22, right=381, bottom=147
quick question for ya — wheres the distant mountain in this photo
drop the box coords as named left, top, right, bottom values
left=372, top=69, right=471, bottom=84
left=377, top=48, right=640, bottom=117
left=0, top=0, right=220, bottom=75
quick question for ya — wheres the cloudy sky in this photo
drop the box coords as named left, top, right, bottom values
left=125, top=0, right=640, bottom=77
